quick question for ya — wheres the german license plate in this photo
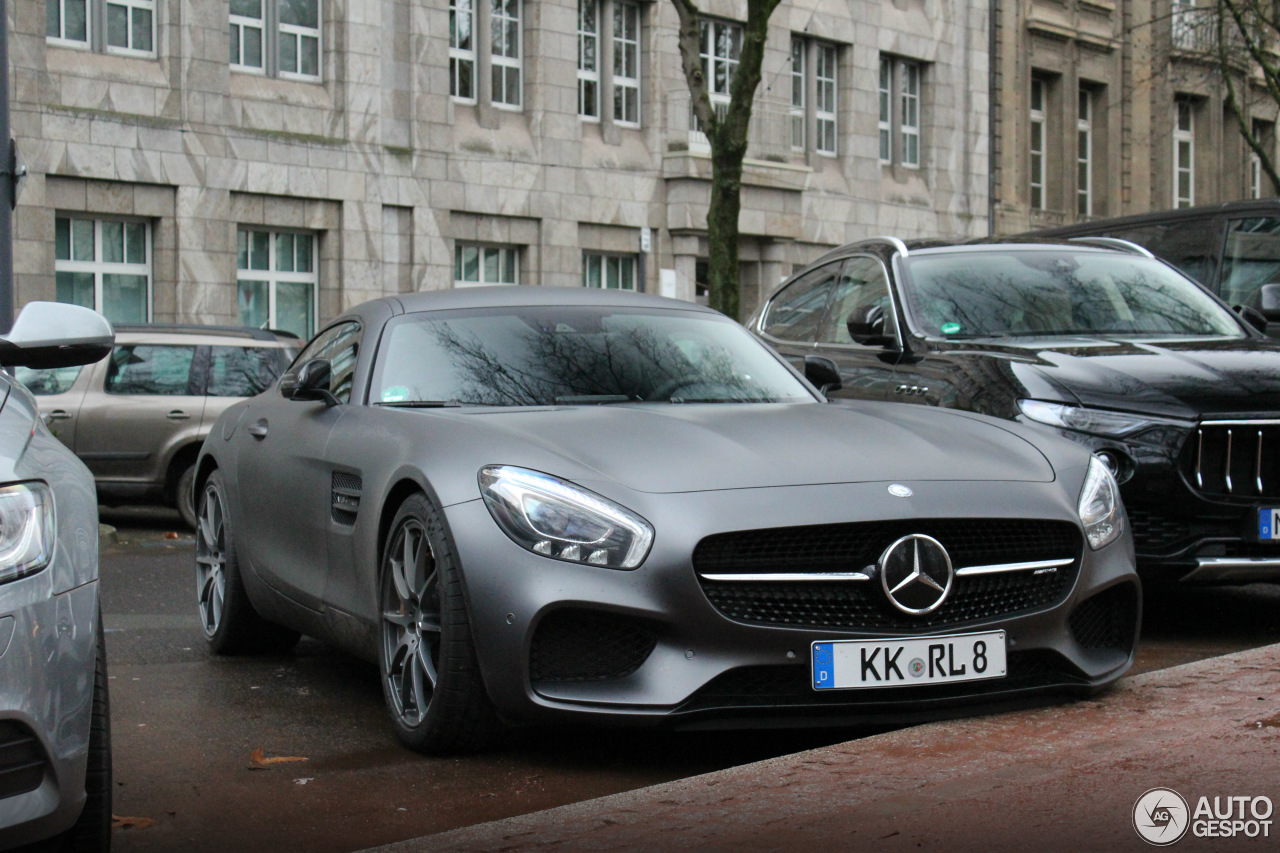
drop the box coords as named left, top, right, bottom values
left=1259, top=509, right=1280, bottom=540
left=811, top=631, right=1006, bottom=690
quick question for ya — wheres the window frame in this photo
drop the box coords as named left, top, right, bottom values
left=1077, top=87, right=1093, bottom=217
left=454, top=243, right=520, bottom=287
left=229, top=0, right=323, bottom=83
left=814, top=42, right=837, bottom=157
left=490, top=0, right=523, bottom=109
left=1175, top=99, right=1195, bottom=209
left=612, top=1, right=641, bottom=127
left=450, top=0, right=477, bottom=102
left=878, top=58, right=892, bottom=164
left=578, top=0, right=600, bottom=120
left=1030, top=78, right=1046, bottom=211
left=54, top=215, right=153, bottom=325
left=582, top=252, right=639, bottom=291
left=48, top=0, right=157, bottom=58
left=790, top=36, right=806, bottom=152
left=900, top=61, right=921, bottom=168
left=236, top=227, right=320, bottom=340
left=880, top=57, right=923, bottom=169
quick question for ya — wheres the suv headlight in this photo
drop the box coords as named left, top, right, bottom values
left=1018, top=399, right=1190, bottom=438
left=0, top=483, right=55, bottom=584
left=1078, top=456, right=1122, bottom=550
left=479, top=466, right=654, bottom=569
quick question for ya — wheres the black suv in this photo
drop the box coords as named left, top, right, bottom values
left=750, top=236, right=1280, bottom=584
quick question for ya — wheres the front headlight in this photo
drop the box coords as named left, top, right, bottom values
left=479, top=466, right=654, bottom=569
left=1018, top=399, right=1189, bottom=438
left=0, top=482, right=55, bottom=584
left=1078, top=456, right=1122, bottom=550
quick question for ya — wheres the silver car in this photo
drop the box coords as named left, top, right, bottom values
left=0, top=302, right=114, bottom=851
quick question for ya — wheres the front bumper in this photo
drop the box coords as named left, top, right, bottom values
left=0, top=576, right=99, bottom=849
left=445, top=478, right=1139, bottom=729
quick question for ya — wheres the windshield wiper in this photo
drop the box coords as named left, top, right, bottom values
left=376, top=400, right=466, bottom=408
left=554, top=395, right=638, bottom=405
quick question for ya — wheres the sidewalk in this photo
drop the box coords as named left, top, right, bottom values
left=371, top=644, right=1280, bottom=853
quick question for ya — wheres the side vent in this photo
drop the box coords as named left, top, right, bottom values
left=331, top=472, right=363, bottom=525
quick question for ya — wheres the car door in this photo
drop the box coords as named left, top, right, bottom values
left=812, top=256, right=903, bottom=401
left=12, top=362, right=93, bottom=449
left=235, top=322, right=362, bottom=609
left=74, top=343, right=206, bottom=488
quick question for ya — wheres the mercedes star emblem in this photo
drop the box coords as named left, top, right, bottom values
left=879, top=534, right=954, bottom=615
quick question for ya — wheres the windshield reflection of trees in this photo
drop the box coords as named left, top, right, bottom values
left=910, top=258, right=1236, bottom=337
left=433, top=319, right=777, bottom=405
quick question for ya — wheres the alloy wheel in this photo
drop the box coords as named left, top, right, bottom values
left=381, top=518, right=442, bottom=726
left=195, top=483, right=227, bottom=637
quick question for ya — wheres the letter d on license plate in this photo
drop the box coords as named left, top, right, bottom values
left=811, top=630, right=1006, bottom=690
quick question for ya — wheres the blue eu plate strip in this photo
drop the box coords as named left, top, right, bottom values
left=1261, top=508, right=1278, bottom=540
left=813, top=642, right=834, bottom=690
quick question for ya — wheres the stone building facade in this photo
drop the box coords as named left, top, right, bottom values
left=992, top=0, right=1280, bottom=235
left=13, top=0, right=989, bottom=335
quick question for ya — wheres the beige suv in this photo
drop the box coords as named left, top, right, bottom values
left=16, top=325, right=298, bottom=527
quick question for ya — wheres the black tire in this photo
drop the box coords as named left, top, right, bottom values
left=57, top=609, right=112, bottom=853
left=175, top=461, right=197, bottom=530
left=195, top=470, right=300, bottom=655
left=378, top=493, right=500, bottom=754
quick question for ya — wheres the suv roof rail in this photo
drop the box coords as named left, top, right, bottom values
left=1066, top=236, right=1155, bottom=258
left=113, top=324, right=293, bottom=342
left=866, top=235, right=911, bottom=258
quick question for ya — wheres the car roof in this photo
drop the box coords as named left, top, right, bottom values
left=113, top=324, right=299, bottom=346
left=383, top=286, right=722, bottom=316
left=1026, top=198, right=1280, bottom=237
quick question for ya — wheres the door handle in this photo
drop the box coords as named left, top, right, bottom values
left=247, top=420, right=269, bottom=439
left=45, top=409, right=72, bottom=421
left=166, top=410, right=191, bottom=421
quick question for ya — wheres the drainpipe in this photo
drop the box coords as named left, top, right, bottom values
left=0, top=0, right=13, bottom=333
left=988, top=0, right=997, bottom=236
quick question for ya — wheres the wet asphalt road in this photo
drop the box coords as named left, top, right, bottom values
left=98, top=507, right=1280, bottom=853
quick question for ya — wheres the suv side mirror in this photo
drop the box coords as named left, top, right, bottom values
left=281, top=357, right=340, bottom=407
left=846, top=305, right=896, bottom=347
left=804, top=355, right=842, bottom=396
left=1257, top=283, right=1280, bottom=323
left=0, top=302, right=114, bottom=369
left=1237, top=305, right=1269, bottom=334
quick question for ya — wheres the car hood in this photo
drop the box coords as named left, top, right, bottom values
left=447, top=402, right=1055, bottom=494
left=998, top=336, right=1280, bottom=419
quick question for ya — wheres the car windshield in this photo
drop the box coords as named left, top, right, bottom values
left=899, top=249, right=1246, bottom=339
left=370, top=306, right=814, bottom=406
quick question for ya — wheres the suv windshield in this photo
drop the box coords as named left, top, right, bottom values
left=371, top=306, right=814, bottom=406
left=900, top=249, right=1246, bottom=339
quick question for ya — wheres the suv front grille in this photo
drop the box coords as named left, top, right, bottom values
left=1187, top=420, right=1280, bottom=500
left=694, top=519, right=1081, bottom=632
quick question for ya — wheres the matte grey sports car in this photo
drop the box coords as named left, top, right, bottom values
left=193, top=287, right=1140, bottom=753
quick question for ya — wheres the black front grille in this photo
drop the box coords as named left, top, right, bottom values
left=677, top=651, right=1085, bottom=713
left=1068, top=583, right=1139, bottom=651
left=1126, top=507, right=1196, bottom=552
left=529, top=609, right=657, bottom=683
left=695, top=519, right=1081, bottom=632
left=1185, top=421, right=1280, bottom=500
left=0, top=721, right=46, bottom=800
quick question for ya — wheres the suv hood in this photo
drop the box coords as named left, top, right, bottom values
left=449, top=402, right=1055, bottom=494
left=1005, top=336, right=1280, bottom=419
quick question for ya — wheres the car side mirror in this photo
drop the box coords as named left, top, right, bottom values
left=1257, top=283, right=1280, bottom=323
left=0, top=302, right=114, bottom=369
left=281, top=357, right=340, bottom=407
left=1236, top=305, right=1269, bottom=334
left=846, top=305, right=896, bottom=347
left=804, top=355, right=842, bottom=396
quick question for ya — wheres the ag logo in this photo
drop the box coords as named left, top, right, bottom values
left=1133, top=787, right=1190, bottom=846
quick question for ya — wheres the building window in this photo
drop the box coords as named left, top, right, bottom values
left=455, top=244, right=519, bottom=287
left=1252, top=152, right=1263, bottom=200
left=790, top=37, right=805, bottom=151
left=48, top=0, right=156, bottom=57
left=880, top=57, right=922, bottom=168
left=491, top=0, right=522, bottom=108
left=1030, top=78, right=1046, bottom=210
left=578, top=1, right=600, bottom=119
left=1175, top=99, right=1195, bottom=208
left=1077, top=88, right=1093, bottom=217
left=583, top=253, right=637, bottom=290
left=450, top=0, right=476, bottom=101
left=613, top=2, right=640, bottom=126
left=55, top=216, right=151, bottom=325
left=1172, top=0, right=1214, bottom=52
left=236, top=228, right=317, bottom=340
left=814, top=43, right=837, bottom=156
left=230, top=0, right=321, bottom=81
left=701, top=19, right=740, bottom=121
left=878, top=59, right=891, bottom=163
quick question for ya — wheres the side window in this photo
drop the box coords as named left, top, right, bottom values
left=1113, top=219, right=1219, bottom=288
left=207, top=346, right=287, bottom=398
left=818, top=257, right=898, bottom=344
left=1221, top=217, right=1280, bottom=308
left=13, top=365, right=83, bottom=395
left=296, top=322, right=362, bottom=404
left=104, top=345, right=197, bottom=396
left=760, top=262, right=841, bottom=343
